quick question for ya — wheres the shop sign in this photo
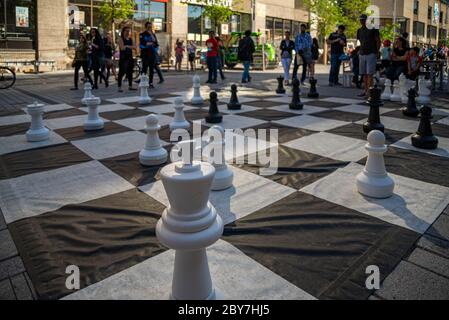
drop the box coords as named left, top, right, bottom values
left=16, top=7, right=29, bottom=28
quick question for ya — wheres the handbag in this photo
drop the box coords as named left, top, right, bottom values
left=296, top=53, right=304, bottom=65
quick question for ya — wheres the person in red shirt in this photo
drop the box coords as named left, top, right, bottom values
left=407, top=47, right=423, bottom=81
left=205, top=31, right=219, bottom=84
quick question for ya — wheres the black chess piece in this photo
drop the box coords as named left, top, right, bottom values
left=308, top=78, right=319, bottom=98
left=363, top=85, right=385, bottom=134
left=401, top=87, right=419, bottom=117
left=411, top=106, right=439, bottom=150
left=276, top=76, right=286, bottom=94
left=227, top=84, right=242, bottom=110
left=289, top=79, right=303, bottom=110
left=205, top=92, right=223, bottom=124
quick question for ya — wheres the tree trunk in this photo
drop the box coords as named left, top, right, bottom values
left=323, top=40, right=328, bottom=65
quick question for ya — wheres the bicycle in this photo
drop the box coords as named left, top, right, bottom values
left=0, top=66, right=16, bottom=89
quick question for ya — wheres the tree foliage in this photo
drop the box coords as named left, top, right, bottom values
left=304, top=0, right=342, bottom=39
left=99, top=0, right=136, bottom=30
left=339, top=0, right=371, bottom=38
left=197, top=0, right=242, bottom=34
left=379, top=23, right=401, bottom=42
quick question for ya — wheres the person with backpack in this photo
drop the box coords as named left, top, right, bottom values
left=238, top=30, right=255, bottom=83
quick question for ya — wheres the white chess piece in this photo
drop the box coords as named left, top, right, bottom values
left=390, top=81, right=402, bottom=102
left=191, top=74, right=204, bottom=105
left=417, top=78, right=431, bottom=104
left=156, top=142, right=223, bottom=300
left=139, top=114, right=168, bottom=166
left=170, top=98, right=190, bottom=131
left=81, top=82, right=99, bottom=105
left=381, top=79, right=392, bottom=100
left=356, top=130, right=395, bottom=199
left=208, top=126, right=234, bottom=191
left=84, top=97, right=104, bottom=131
left=26, top=101, right=50, bottom=142
left=399, top=74, right=408, bottom=104
left=139, top=74, right=152, bottom=105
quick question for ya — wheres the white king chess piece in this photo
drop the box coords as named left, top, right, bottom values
left=170, top=98, right=190, bottom=131
left=191, top=74, right=204, bottom=105
left=417, top=78, right=431, bottom=105
left=139, top=74, right=152, bottom=105
left=356, top=130, right=395, bottom=199
left=26, top=101, right=50, bottom=142
left=207, top=126, right=234, bottom=191
left=156, top=141, right=223, bottom=300
left=381, top=79, right=392, bottom=101
left=139, top=114, right=168, bottom=166
left=84, top=96, right=104, bottom=131
left=390, top=81, right=402, bottom=102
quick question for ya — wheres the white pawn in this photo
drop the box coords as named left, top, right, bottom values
left=417, top=78, right=431, bottom=104
left=399, top=74, right=408, bottom=104
left=170, top=98, right=190, bottom=131
left=139, top=74, right=152, bottom=105
left=26, top=101, right=50, bottom=142
left=191, top=74, right=204, bottom=105
left=381, top=79, right=392, bottom=100
left=84, top=97, right=104, bottom=131
left=156, top=141, right=223, bottom=300
left=356, top=130, right=395, bottom=199
left=139, top=114, right=168, bottom=166
left=390, top=81, right=402, bottom=102
left=208, top=126, right=234, bottom=191
left=81, top=82, right=93, bottom=105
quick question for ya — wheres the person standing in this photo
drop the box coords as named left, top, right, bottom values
left=309, top=38, right=320, bottom=80
left=293, top=24, right=312, bottom=85
left=356, top=14, right=381, bottom=97
left=140, top=21, right=159, bottom=88
left=89, top=28, right=108, bottom=89
left=327, top=25, right=347, bottom=86
left=238, top=30, right=255, bottom=84
left=71, top=34, right=93, bottom=90
left=280, top=31, right=295, bottom=85
left=103, top=31, right=117, bottom=82
left=175, top=40, right=185, bottom=71
left=117, top=26, right=137, bottom=92
left=206, top=31, right=219, bottom=84
left=216, top=36, right=226, bottom=80
left=187, top=40, right=197, bottom=71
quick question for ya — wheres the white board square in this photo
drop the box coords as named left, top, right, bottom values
left=218, top=104, right=259, bottom=114
left=284, top=132, right=367, bottom=162
left=106, top=96, right=141, bottom=104
left=334, top=104, right=392, bottom=115
left=274, top=115, right=349, bottom=131
left=201, top=115, right=266, bottom=130
left=437, top=117, right=449, bottom=126
left=392, top=135, right=449, bottom=158
left=0, top=114, right=30, bottom=126
left=300, top=162, right=449, bottom=234
left=79, top=104, right=134, bottom=113
left=356, top=116, right=418, bottom=133
left=140, top=104, right=194, bottom=114
left=114, top=115, right=173, bottom=130
left=45, top=115, right=109, bottom=130
left=0, top=160, right=134, bottom=223
left=0, top=131, right=67, bottom=156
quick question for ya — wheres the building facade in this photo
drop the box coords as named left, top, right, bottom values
left=0, top=0, right=310, bottom=71
left=372, top=0, right=449, bottom=46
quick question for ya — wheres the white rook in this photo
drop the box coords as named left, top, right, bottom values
left=139, top=114, right=168, bottom=166
left=356, top=130, right=395, bottom=199
left=84, top=97, right=104, bottom=131
left=26, top=101, right=50, bottom=142
left=170, top=98, right=190, bottom=131
left=156, top=143, right=223, bottom=300
left=191, top=74, right=204, bottom=105
left=208, top=126, right=234, bottom=191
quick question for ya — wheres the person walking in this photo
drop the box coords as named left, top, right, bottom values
left=206, top=31, right=219, bottom=84
left=293, top=24, right=312, bottom=85
left=280, top=31, right=295, bottom=85
left=71, top=34, right=93, bottom=90
left=139, top=21, right=159, bottom=88
left=238, top=30, right=255, bottom=84
left=175, top=40, right=185, bottom=71
left=356, top=14, right=381, bottom=97
left=89, top=28, right=108, bottom=89
left=117, top=26, right=137, bottom=92
left=187, top=40, right=197, bottom=71
left=103, top=31, right=117, bottom=82
left=216, top=37, right=226, bottom=80
left=327, top=25, right=347, bottom=86
left=150, top=22, right=164, bottom=84
left=309, top=38, right=320, bottom=80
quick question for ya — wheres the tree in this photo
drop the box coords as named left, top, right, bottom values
left=99, top=0, right=135, bottom=41
left=340, top=0, right=371, bottom=38
left=379, top=23, right=401, bottom=42
left=197, top=0, right=242, bottom=35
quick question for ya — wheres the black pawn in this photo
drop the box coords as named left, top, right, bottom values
left=401, top=87, right=419, bottom=117
left=308, top=78, right=319, bottom=98
left=276, top=76, right=286, bottom=94
left=411, top=106, right=439, bottom=150
left=227, top=84, right=242, bottom=110
left=205, top=92, right=223, bottom=124
left=363, top=85, right=385, bottom=134
left=289, top=79, right=303, bottom=110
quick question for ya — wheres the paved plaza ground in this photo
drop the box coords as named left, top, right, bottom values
left=1, top=64, right=449, bottom=300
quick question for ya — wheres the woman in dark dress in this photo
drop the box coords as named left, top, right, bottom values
left=117, top=26, right=137, bottom=92
left=71, top=34, right=93, bottom=90
left=102, top=31, right=117, bottom=82
left=89, top=28, right=108, bottom=89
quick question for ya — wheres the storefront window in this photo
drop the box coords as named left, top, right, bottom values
left=0, top=0, right=37, bottom=49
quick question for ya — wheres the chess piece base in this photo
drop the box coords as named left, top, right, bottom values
left=401, top=107, right=419, bottom=117
left=170, top=121, right=190, bottom=131
left=205, top=115, right=223, bottom=124
left=211, top=167, right=234, bottom=191
left=84, top=119, right=104, bottom=131
left=139, top=148, right=168, bottom=166
left=363, top=122, right=385, bottom=134
left=191, top=97, right=204, bottom=105
left=227, top=103, right=242, bottom=110
left=82, top=97, right=101, bottom=106
left=26, top=127, right=50, bottom=142
left=411, top=134, right=439, bottom=150
left=356, top=171, right=395, bottom=199
left=276, top=89, right=286, bottom=94
left=289, top=103, right=304, bottom=110
left=308, top=92, right=319, bottom=98
left=139, top=98, right=152, bottom=105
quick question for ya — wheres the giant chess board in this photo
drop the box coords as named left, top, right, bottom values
left=1, top=86, right=448, bottom=300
